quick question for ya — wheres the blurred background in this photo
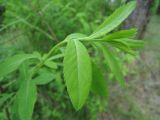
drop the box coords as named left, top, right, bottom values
left=0, top=0, right=160, bottom=120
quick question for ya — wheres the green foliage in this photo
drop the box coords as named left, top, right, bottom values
left=151, top=0, right=160, bottom=14
left=17, top=79, right=37, bottom=120
left=99, top=44, right=125, bottom=86
left=16, top=63, right=37, bottom=120
left=44, top=60, right=58, bottom=69
left=33, top=69, right=55, bottom=85
left=0, top=1, right=145, bottom=120
left=0, top=93, right=13, bottom=108
left=89, top=1, right=136, bottom=39
left=102, top=29, right=137, bottom=41
left=0, top=54, right=38, bottom=78
left=1, top=0, right=107, bottom=51
left=111, top=39, right=144, bottom=49
left=63, top=40, right=92, bottom=110
left=91, top=62, right=108, bottom=96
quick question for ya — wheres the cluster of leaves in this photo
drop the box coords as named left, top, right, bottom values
left=0, top=0, right=116, bottom=119
left=0, top=1, right=144, bottom=120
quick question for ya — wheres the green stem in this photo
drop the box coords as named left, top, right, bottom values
left=30, top=37, right=96, bottom=77
left=31, top=40, right=67, bottom=77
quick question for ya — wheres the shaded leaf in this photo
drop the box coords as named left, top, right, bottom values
left=11, top=96, right=20, bottom=120
left=0, top=93, right=13, bottom=108
left=102, top=29, right=137, bottom=41
left=17, top=74, right=37, bottom=120
left=33, top=71, right=55, bottom=85
left=92, top=62, right=108, bottom=96
left=11, top=62, right=29, bottom=120
left=97, top=43, right=125, bottom=86
left=116, top=38, right=144, bottom=49
left=0, top=54, right=38, bottom=78
left=107, top=40, right=136, bottom=55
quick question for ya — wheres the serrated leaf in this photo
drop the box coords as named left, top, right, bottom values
left=0, top=54, right=38, bottom=78
left=89, top=1, right=136, bottom=39
left=97, top=43, right=125, bottom=86
left=33, top=71, right=55, bottom=85
left=17, top=74, right=37, bottom=120
left=92, top=62, right=108, bottom=96
left=63, top=40, right=92, bottom=110
left=102, top=29, right=137, bottom=41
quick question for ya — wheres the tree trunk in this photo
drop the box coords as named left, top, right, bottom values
left=124, top=0, right=153, bottom=39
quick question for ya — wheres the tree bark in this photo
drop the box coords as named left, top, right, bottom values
left=124, top=0, right=153, bottom=39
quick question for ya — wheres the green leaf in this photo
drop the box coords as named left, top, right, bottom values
left=11, top=63, right=29, bottom=120
left=102, top=29, right=137, bottom=41
left=33, top=70, right=55, bottom=85
left=97, top=43, right=125, bottom=86
left=89, top=1, right=136, bottom=39
left=17, top=62, right=30, bottom=88
left=107, top=40, right=136, bottom=55
left=17, top=75, right=37, bottom=120
left=32, top=51, right=41, bottom=60
left=63, top=40, right=92, bottom=110
left=0, top=54, right=38, bottom=78
left=64, top=33, right=87, bottom=41
left=91, top=62, right=108, bottom=96
left=48, top=54, right=64, bottom=61
left=11, top=96, right=20, bottom=120
left=0, top=77, right=3, bottom=81
left=116, top=38, right=144, bottom=49
left=55, top=71, right=64, bottom=93
left=44, top=60, right=58, bottom=69
left=0, top=93, right=13, bottom=108
left=17, top=81, right=37, bottom=120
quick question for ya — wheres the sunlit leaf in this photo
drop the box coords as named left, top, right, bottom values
left=64, top=33, right=87, bottom=41
left=48, top=54, right=64, bottom=61
left=63, top=39, right=92, bottom=110
left=89, top=1, right=136, bottom=39
left=44, top=60, right=58, bottom=69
